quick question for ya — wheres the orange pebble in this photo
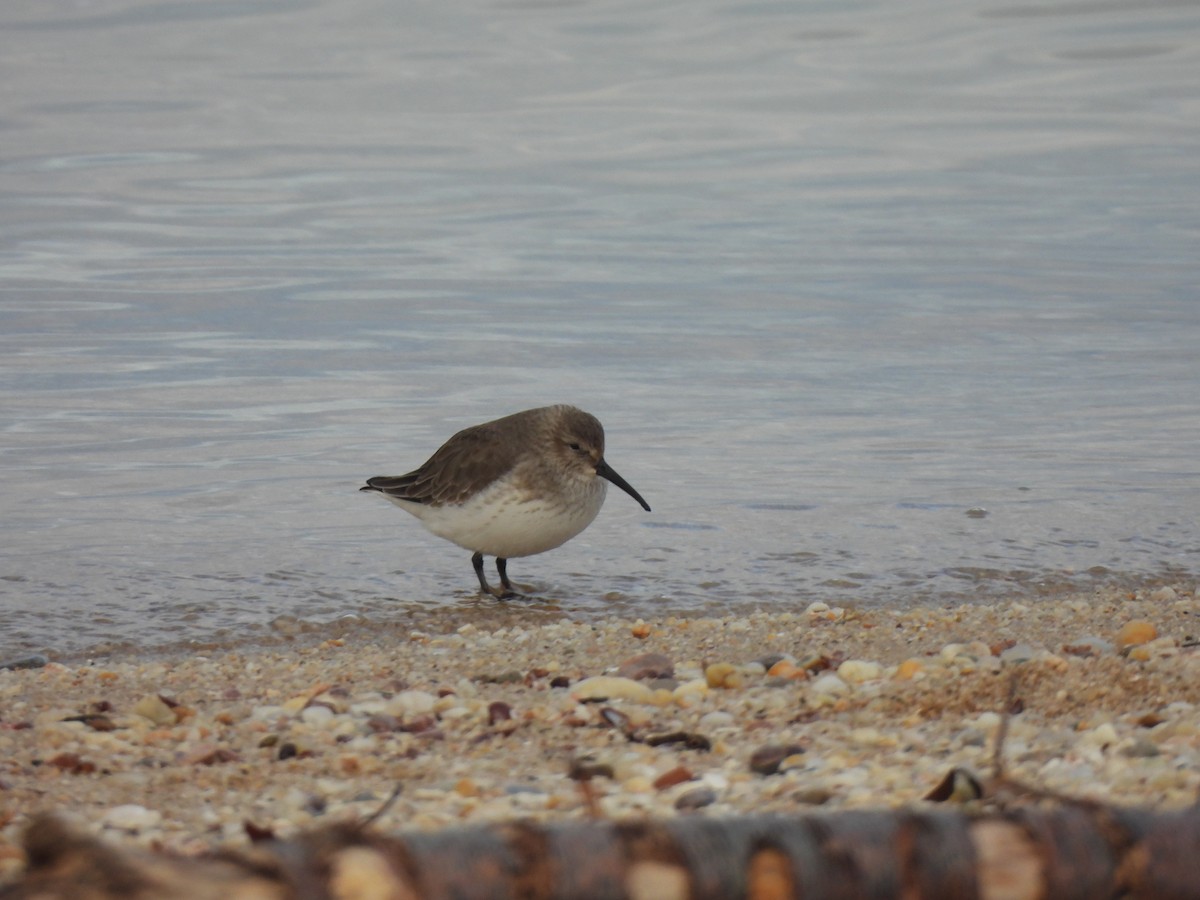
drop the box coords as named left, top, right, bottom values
left=1116, top=620, right=1157, bottom=649
left=894, top=659, right=924, bottom=681
left=766, top=660, right=806, bottom=680
left=631, top=622, right=652, bottom=639
left=454, top=778, right=480, bottom=798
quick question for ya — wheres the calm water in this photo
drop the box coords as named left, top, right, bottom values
left=2, top=0, right=1198, bottom=658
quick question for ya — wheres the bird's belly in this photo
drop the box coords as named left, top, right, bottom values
left=419, top=480, right=607, bottom=558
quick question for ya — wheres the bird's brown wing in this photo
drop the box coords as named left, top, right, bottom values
left=360, top=419, right=518, bottom=507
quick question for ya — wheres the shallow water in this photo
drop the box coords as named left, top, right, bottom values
left=1, top=0, right=1198, bottom=657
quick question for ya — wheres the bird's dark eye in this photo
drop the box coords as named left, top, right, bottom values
left=568, top=442, right=582, bottom=451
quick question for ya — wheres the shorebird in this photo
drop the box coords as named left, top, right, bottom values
left=360, top=405, right=651, bottom=597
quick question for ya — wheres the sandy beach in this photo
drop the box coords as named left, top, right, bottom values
left=2, top=583, right=1198, bottom=881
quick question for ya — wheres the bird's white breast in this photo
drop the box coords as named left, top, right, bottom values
left=388, top=475, right=609, bottom=559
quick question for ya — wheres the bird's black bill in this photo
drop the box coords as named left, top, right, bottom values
left=596, top=460, right=651, bottom=511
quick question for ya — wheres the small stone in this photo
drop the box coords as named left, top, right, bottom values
left=674, top=786, right=717, bottom=810
left=644, top=732, right=712, bottom=751
left=617, top=653, right=675, bottom=681
left=940, top=643, right=969, bottom=662
left=958, top=728, right=988, bottom=748
left=1121, top=738, right=1161, bottom=759
left=366, top=714, right=402, bottom=733
left=455, top=778, right=480, bottom=798
left=0, top=654, right=48, bottom=671
left=572, top=676, right=655, bottom=704
left=132, top=694, right=177, bottom=726
left=766, top=660, right=806, bottom=680
left=102, top=805, right=162, bottom=833
left=1080, top=722, right=1120, bottom=750
left=387, top=690, right=437, bottom=716
left=792, top=787, right=833, bottom=806
left=599, top=706, right=635, bottom=736
left=698, top=711, right=735, bottom=731
left=474, top=670, right=524, bottom=685
left=631, top=621, right=652, bottom=639
left=705, top=663, right=743, bottom=689
left=399, top=714, right=439, bottom=734
left=1148, top=587, right=1177, bottom=603
left=999, top=643, right=1039, bottom=665
left=46, top=753, right=95, bottom=774
left=1061, top=636, right=1115, bottom=658
left=1116, top=620, right=1157, bottom=649
left=809, top=674, right=849, bottom=697
left=749, top=744, right=805, bottom=776
left=894, top=659, right=924, bottom=681
left=300, top=705, right=334, bottom=726
left=185, top=745, right=240, bottom=766
left=837, top=660, right=882, bottom=684
left=653, top=766, right=695, bottom=790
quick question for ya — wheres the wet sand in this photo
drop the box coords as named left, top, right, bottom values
left=1, top=583, right=1198, bottom=879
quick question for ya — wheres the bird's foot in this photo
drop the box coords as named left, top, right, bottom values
left=480, top=584, right=522, bottom=601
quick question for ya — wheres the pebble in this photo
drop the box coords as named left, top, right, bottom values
left=697, top=711, right=735, bottom=731
left=999, top=643, right=1040, bottom=665
left=300, top=705, right=334, bottom=726
left=837, top=660, right=883, bottom=684
left=1062, top=636, right=1115, bottom=657
left=674, top=786, right=717, bottom=811
left=809, top=674, right=850, bottom=697
left=387, top=690, right=437, bottom=716
left=102, top=804, right=162, bottom=834
left=653, top=766, right=695, bottom=790
left=894, top=659, right=924, bottom=680
left=132, top=694, right=177, bottom=726
left=572, top=676, right=655, bottom=704
left=766, top=659, right=805, bottom=680
left=1115, top=620, right=1158, bottom=650
left=617, top=653, right=675, bottom=681
left=1080, top=723, right=1120, bottom=750
left=704, top=663, right=744, bottom=690
left=1121, top=738, right=1161, bottom=759
left=749, top=744, right=806, bottom=776
left=0, top=654, right=48, bottom=671
left=672, top=679, right=709, bottom=704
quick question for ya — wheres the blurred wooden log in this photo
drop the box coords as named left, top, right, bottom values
left=3, top=804, right=1199, bottom=899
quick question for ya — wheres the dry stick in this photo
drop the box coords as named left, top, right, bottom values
left=7, top=806, right=1200, bottom=900
left=356, top=782, right=404, bottom=830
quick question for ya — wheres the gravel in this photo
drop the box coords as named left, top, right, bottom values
left=1, top=583, right=1198, bottom=880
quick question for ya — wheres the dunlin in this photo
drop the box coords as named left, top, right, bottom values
left=360, top=405, right=651, bottom=597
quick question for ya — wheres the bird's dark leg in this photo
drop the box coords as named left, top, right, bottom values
left=497, top=558, right=514, bottom=593
left=473, top=552, right=513, bottom=599
left=496, top=558, right=533, bottom=596
left=472, top=552, right=496, bottom=596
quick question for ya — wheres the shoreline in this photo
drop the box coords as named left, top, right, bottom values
left=5, top=569, right=1194, bottom=666
left=2, top=583, right=1198, bottom=878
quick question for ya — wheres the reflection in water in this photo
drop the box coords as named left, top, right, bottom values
left=0, top=0, right=1197, bottom=657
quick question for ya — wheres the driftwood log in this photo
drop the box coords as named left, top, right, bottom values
left=3, top=804, right=1200, bottom=900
